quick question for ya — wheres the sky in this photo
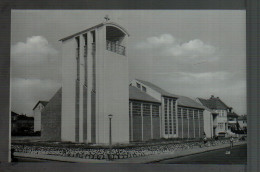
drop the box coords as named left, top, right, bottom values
left=11, top=10, right=246, bottom=116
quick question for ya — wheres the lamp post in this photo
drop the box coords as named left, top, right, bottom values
left=108, top=114, right=113, bottom=160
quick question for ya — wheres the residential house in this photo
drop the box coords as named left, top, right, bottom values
left=197, top=95, right=230, bottom=137
left=238, top=115, right=247, bottom=132
left=227, top=110, right=239, bottom=133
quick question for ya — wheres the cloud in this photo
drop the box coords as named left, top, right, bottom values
left=11, top=36, right=61, bottom=115
left=177, top=71, right=229, bottom=81
left=11, top=36, right=60, bottom=81
left=136, top=34, right=175, bottom=48
left=136, top=34, right=217, bottom=60
left=11, top=36, right=58, bottom=65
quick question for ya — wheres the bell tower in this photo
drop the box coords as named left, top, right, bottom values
left=60, top=20, right=130, bottom=144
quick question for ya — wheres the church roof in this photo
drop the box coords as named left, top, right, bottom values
left=177, top=96, right=204, bottom=110
left=59, top=22, right=130, bottom=42
left=135, top=79, right=178, bottom=99
left=129, top=86, right=161, bottom=103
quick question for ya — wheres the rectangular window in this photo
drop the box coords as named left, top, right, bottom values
left=137, top=83, right=141, bottom=89
left=177, top=107, right=182, bottom=118
left=143, top=104, right=150, bottom=116
left=218, top=123, right=224, bottom=129
left=142, top=86, right=147, bottom=92
left=132, top=102, right=141, bottom=116
left=152, top=105, right=159, bottom=116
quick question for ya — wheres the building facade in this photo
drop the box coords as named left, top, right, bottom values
left=238, top=115, right=247, bottom=131
left=60, top=22, right=130, bottom=144
left=197, top=96, right=230, bottom=137
left=33, top=101, right=48, bottom=132
left=40, top=21, right=207, bottom=144
left=129, top=79, right=204, bottom=140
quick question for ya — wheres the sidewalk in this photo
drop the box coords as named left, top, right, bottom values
left=113, top=141, right=247, bottom=163
left=14, top=141, right=246, bottom=163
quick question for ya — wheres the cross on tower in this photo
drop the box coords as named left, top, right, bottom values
left=104, top=15, right=110, bottom=22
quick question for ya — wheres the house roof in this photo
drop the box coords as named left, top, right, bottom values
left=11, top=111, right=19, bottom=116
left=16, top=115, right=34, bottom=120
left=135, top=79, right=178, bottom=99
left=33, top=101, right=49, bottom=110
left=129, top=86, right=161, bottom=103
left=227, top=112, right=239, bottom=118
left=238, top=115, right=247, bottom=120
left=59, top=22, right=130, bottom=42
left=197, top=96, right=230, bottom=110
left=177, top=96, right=204, bottom=110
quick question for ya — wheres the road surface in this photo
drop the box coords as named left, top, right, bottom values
left=155, top=144, right=247, bottom=164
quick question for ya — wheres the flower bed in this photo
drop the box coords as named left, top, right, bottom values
left=12, top=139, right=239, bottom=160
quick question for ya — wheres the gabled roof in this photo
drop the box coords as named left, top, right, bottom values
left=177, top=96, right=204, bottom=110
left=16, top=115, right=34, bottom=120
left=238, top=115, right=247, bottom=120
left=11, top=111, right=19, bottom=116
left=227, top=112, right=239, bottom=118
left=135, top=79, right=178, bottom=99
left=129, top=86, right=161, bottom=103
left=33, top=101, right=49, bottom=110
left=197, top=96, right=229, bottom=110
left=59, top=22, right=130, bottom=42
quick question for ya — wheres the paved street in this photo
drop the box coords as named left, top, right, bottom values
left=155, top=144, right=247, bottom=164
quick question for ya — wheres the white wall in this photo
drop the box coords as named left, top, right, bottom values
left=61, top=38, right=76, bottom=142
left=95, top=26, right=129, bottom=144
left=33, top=104, right=43, bottom=132
left=203, top=109, right=213, bottom=138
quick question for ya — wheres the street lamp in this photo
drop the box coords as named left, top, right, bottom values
left=108, top=114, right=113, bottom=160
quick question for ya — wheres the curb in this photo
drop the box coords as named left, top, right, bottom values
left=113, top=141, right=247, bottom=163
left=14, top=141, right=246, bottom=163
left=14, top=152, right=109, bottom=163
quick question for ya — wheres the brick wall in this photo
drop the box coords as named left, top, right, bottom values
left=143, top=115, right=151, bottom=141
left=152, top=116, right=160, bottom=139
left=41, top=88, right=62, bottom=141
left=182, top=118, right=189, bottom=138
left=133, top=115, right=142, bottom=141
left=189, top=117, right=194, bottom=138
left=194, top=118, right=200, bottom=138
left=199, top=110, right=204, bottom=137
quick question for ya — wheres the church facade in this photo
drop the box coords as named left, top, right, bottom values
left=60, top=22, right=130, bottom=144
left=40, top=21, right=207, bottom=144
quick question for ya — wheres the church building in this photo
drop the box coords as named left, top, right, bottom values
left=40, top=20, right=206, bottom=144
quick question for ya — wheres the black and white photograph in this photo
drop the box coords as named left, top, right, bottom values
left=10, top=10, right=247, bottom=164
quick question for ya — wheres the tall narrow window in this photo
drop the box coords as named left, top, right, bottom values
left=169, top=99, right=172, bottom=134
left=84, top=34, right=88, bottom=85
left=91, top=31, right=96, bottom=91
left=137, top=83, right=141, bottom=89
left=164, top=98, right=168, bottom=135
left=75, top=37, right=80, bottom=81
